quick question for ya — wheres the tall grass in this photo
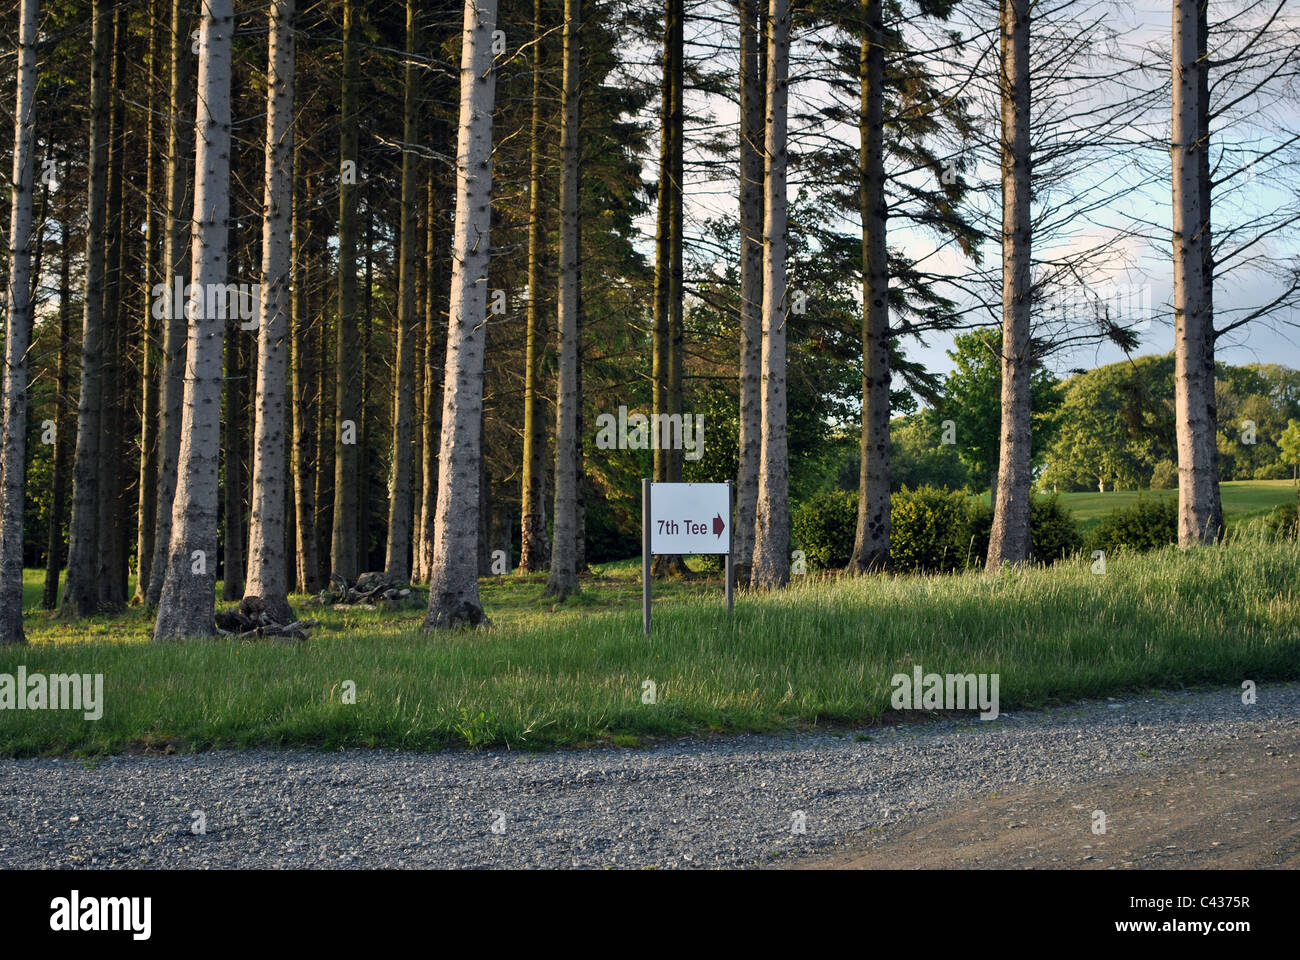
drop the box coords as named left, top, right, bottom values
left=2, top=538, right=1297, bottom=756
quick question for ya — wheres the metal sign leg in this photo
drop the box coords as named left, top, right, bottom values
left=642, top=478, right=651, bottom=636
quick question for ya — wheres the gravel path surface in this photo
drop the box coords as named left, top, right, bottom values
left=1, top=683, right=1294, bottom=869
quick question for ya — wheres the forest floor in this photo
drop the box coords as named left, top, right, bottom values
left=3, top=537, right=1299, bottom=756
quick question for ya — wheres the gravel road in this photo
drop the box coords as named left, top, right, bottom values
left=1, top=683, right=1294, bottom=869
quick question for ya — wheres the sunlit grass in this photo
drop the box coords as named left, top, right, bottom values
left=979, top=478, right=1297, bottom=531
left=4, top=536, right=1297, bottom=756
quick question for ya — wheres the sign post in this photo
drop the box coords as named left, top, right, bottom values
left=642, top=478, right=652, bottom=635
left=642, top=480, right=733, bottom=635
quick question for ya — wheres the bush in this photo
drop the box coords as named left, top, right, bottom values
left=1088, top=496, right=1178, bottom=553
left=793, top=485, right=1083, bottom=575
left=1253, top=462, right=1292, bottom=481
left=1029, top=493, right=1084, bottom=561
left=968, top=494, right=1082, bottom=565
left=791, top=489, right=859, bottom=570
left=1263, top=500, right=1298, bottom=540
left=1150, top=459, right=1178, bottom=489
left=890, top=485, right=976, bottom=574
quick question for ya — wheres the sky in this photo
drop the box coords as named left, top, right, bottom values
left=624, top=0, right=1300, bottom=388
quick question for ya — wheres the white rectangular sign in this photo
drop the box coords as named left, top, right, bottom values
left=648, top=482, right=731, bottom=555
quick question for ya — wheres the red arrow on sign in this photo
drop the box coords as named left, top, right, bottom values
left=713, top=514, right=725, bottom=537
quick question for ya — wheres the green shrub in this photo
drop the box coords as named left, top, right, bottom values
left=1029, top=493, right=1084, bottom=561
left=890, top=485, right=975, bottom=574
left=793, top=485, right=1084, bottom=574
left=1253, top=462, right=1292, bottom=481
left=968, top=494, right=1082, bottom=565
left=1150, top=459, right=1178, bottom=489
left=1262, top=500, right=1298, bottom=540
left=791, top=489, right=859, bottom=570
left=1088, top=496, right=1178, bottom=553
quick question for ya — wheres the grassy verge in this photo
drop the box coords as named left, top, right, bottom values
left=3, top=539, right=1298, bottom=756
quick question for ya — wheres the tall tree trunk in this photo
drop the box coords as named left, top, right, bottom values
left=154, top=0, right=235, bottom=640
left=544, top=0, right=581, bottom=600
left=750, top=0, right=790, bottom=590
left=291, top=141, right=319, bottom=593
left=147, top=0, right=196, bottom=606
left=666, top=0, right=685, bottom=485
left=734, top=0, right=763, bottom=585
left=411, top=180, right=426, bottom=580
left=1195, top=2, right=1220, bottom=520
left=135, top=0, right=163, bottom=603
left=986, top=0, right=1033, bottom=570
left=61, top=0, right=113, bottom=619
left=651, top=0, right=677, bottom=491
left=574, top=302, right=587, bottom=573
left=385, top=0, right=420, bottom=582
left=222, top=316, right=244, bottom=599
left=358, top=206, right=373, bottom=570
left=245, top=0, right=297, bottom=623
left=423, top=0, right=498, bottom=629
left=848, top=0, right=890, bottom=574
left=477, top=407, right=491, bottom=578
left=331, top=0, right=362, bottom=581
left=519, top=0, right=550, bottom=574
left=651, top=0, right=687, bottom=578
left=314, top=243, right=334, bottom=585
left=97, top=3, right=129, bottom=610
left=0, top=0, right=40, bottom=644
left=1172, top=0, right=1222, bottom=545
left=42, top=174, right=73, bottom=610
left=419, top=117, right=450, bottom=585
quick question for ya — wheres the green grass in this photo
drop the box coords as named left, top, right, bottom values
left=982, top=479, right=1297, bottom=531
left=4, top=534, right=1298, bottom=757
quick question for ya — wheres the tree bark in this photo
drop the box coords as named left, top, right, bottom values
left=245, top=0, right=297, bottom=623
left=519, top=0, right=550, bottom=574
left=358, top=205, right=373, bottom=570
left=734, top=0, right=763, bottom=585
left=651, top=0, right=688, bottom=579
left=222, top=316, right=244, bottom=599
left=146, top=0, right=196, bottom=606
left=750, top=0, right=790, bottom=591
left=544, top=0, right=581, bottom=600
left=411, top=181, right=426, bottom=580
left=61, top=0, right=113, bottom=619
left=0, top=0, right=40, bottom=644
left=847, top=0, right=890, bottom=574
left=385, top=0, right=420, bottom=582
left=134, top=0, right=162, bottom=603
left=331, top=0, right=362, bottom=581
left=574, top=327, right=587, bottom=573
left=42, top=170, right=74, bottom=611
left=651, top=1, right=674, bottom=492
left=986, top=0, right=1033, bottom=570
left=154, top=0, right=235, bottom=640
left=314, top=237, right=334, bottom=585
left=423, top=0, right=499, bottom=629
left=290, top=140, right=319, bottom=593
left=419, top=153, right=448, bottom=584
left=1172, top=0, right=1222, bottom=545
left=97, top=4, right=129, bottom=610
